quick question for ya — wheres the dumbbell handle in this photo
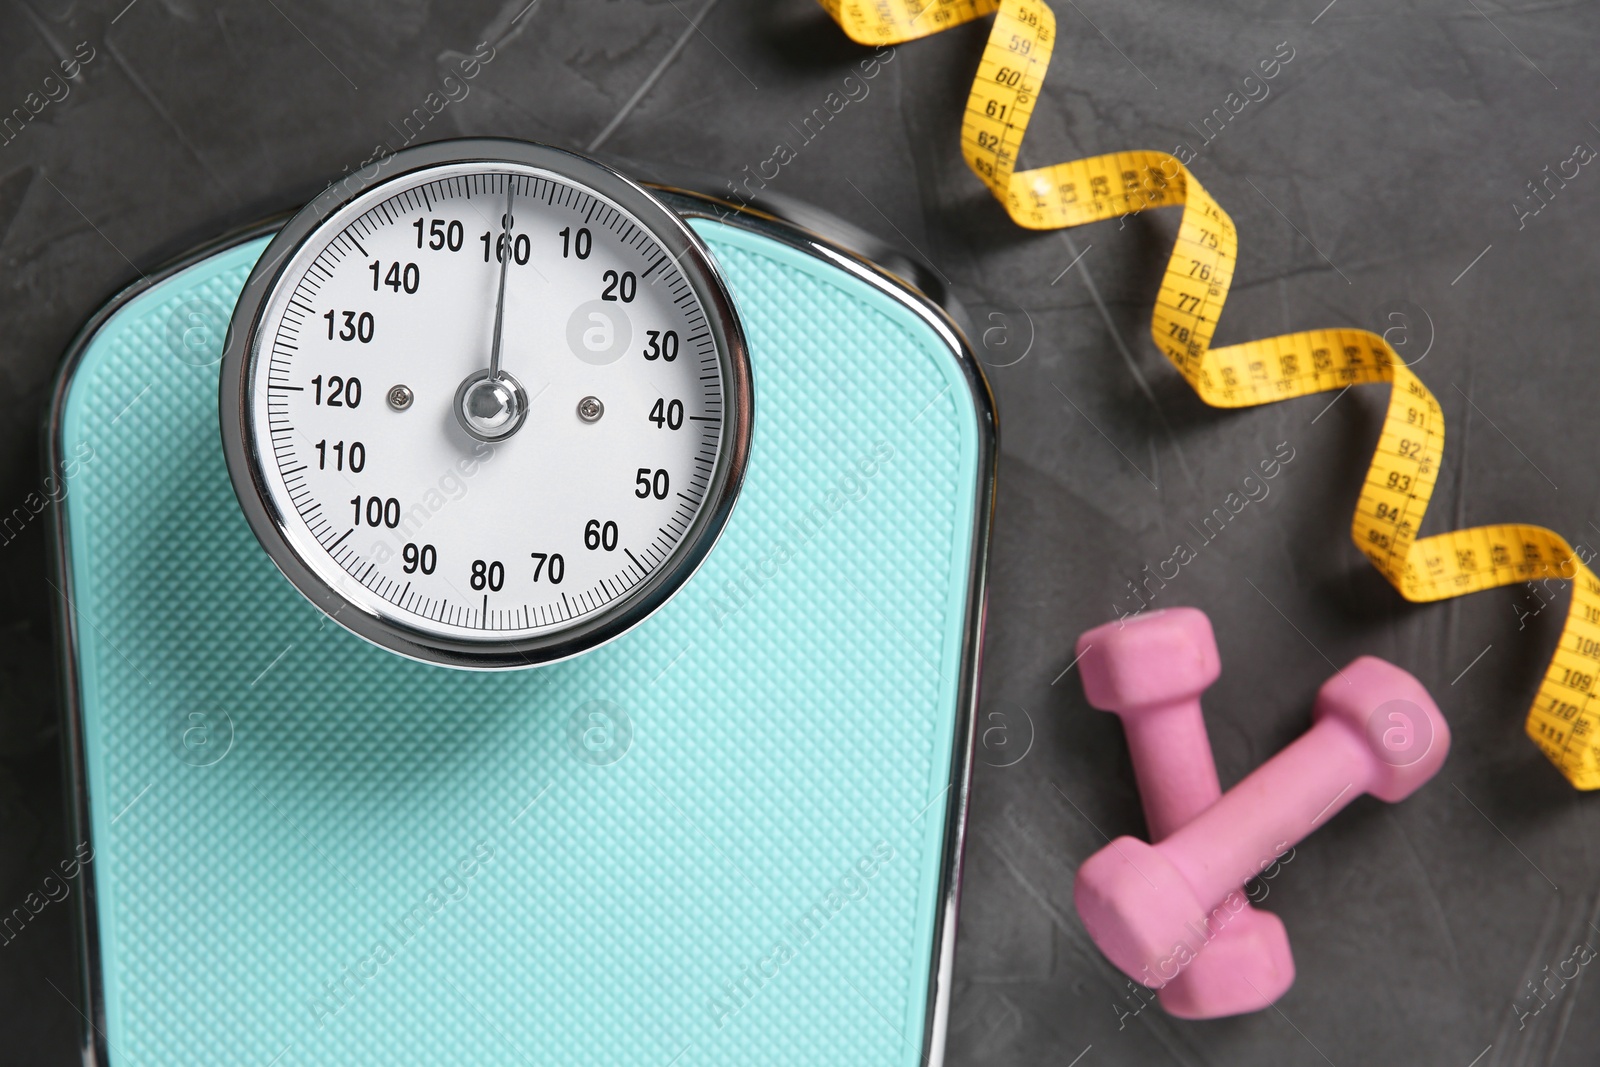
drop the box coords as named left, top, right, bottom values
left=1120, top=701, right=1224, bottom=841
left=1159, top=714, right=1371, bottom=908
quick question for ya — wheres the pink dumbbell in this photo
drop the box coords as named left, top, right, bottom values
left=1075, top=608, right=1295, bottom=1018
left=1074, top=654, right=1449, bottom=988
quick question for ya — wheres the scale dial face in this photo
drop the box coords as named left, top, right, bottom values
left=222, top=141, right=752, bottom=668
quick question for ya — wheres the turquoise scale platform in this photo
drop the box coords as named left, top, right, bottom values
left=54, top=216, right=988, bottom=1066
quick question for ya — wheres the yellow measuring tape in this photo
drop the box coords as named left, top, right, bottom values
left=819, top=0, right=1600, bottom=788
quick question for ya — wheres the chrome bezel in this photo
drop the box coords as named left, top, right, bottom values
left=218, top=140, right=755, bottom=669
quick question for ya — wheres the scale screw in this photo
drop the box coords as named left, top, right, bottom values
left=577, top=396, right=604, bottom=423
left=387, top=384, right=414, bottom=411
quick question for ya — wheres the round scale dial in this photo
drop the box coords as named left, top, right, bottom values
left=222, top=141, right=752, bottom=668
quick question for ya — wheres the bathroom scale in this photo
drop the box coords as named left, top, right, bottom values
left=47, top=138, right=996, bottom=1066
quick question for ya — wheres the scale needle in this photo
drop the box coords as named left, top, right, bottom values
left=488, top=177, right=515, bottom=380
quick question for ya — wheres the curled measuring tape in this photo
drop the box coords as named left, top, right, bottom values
left=820, top=0, right=1600, bottom=788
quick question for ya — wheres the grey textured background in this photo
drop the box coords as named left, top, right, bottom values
left=2, top=1, right=1599, bottom=1064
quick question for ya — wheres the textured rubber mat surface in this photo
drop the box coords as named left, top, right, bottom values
left=56, top=220, right=982, bottom=1066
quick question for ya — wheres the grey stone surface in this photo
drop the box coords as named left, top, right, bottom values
left=2, top=1, right=1598, bottom=1063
